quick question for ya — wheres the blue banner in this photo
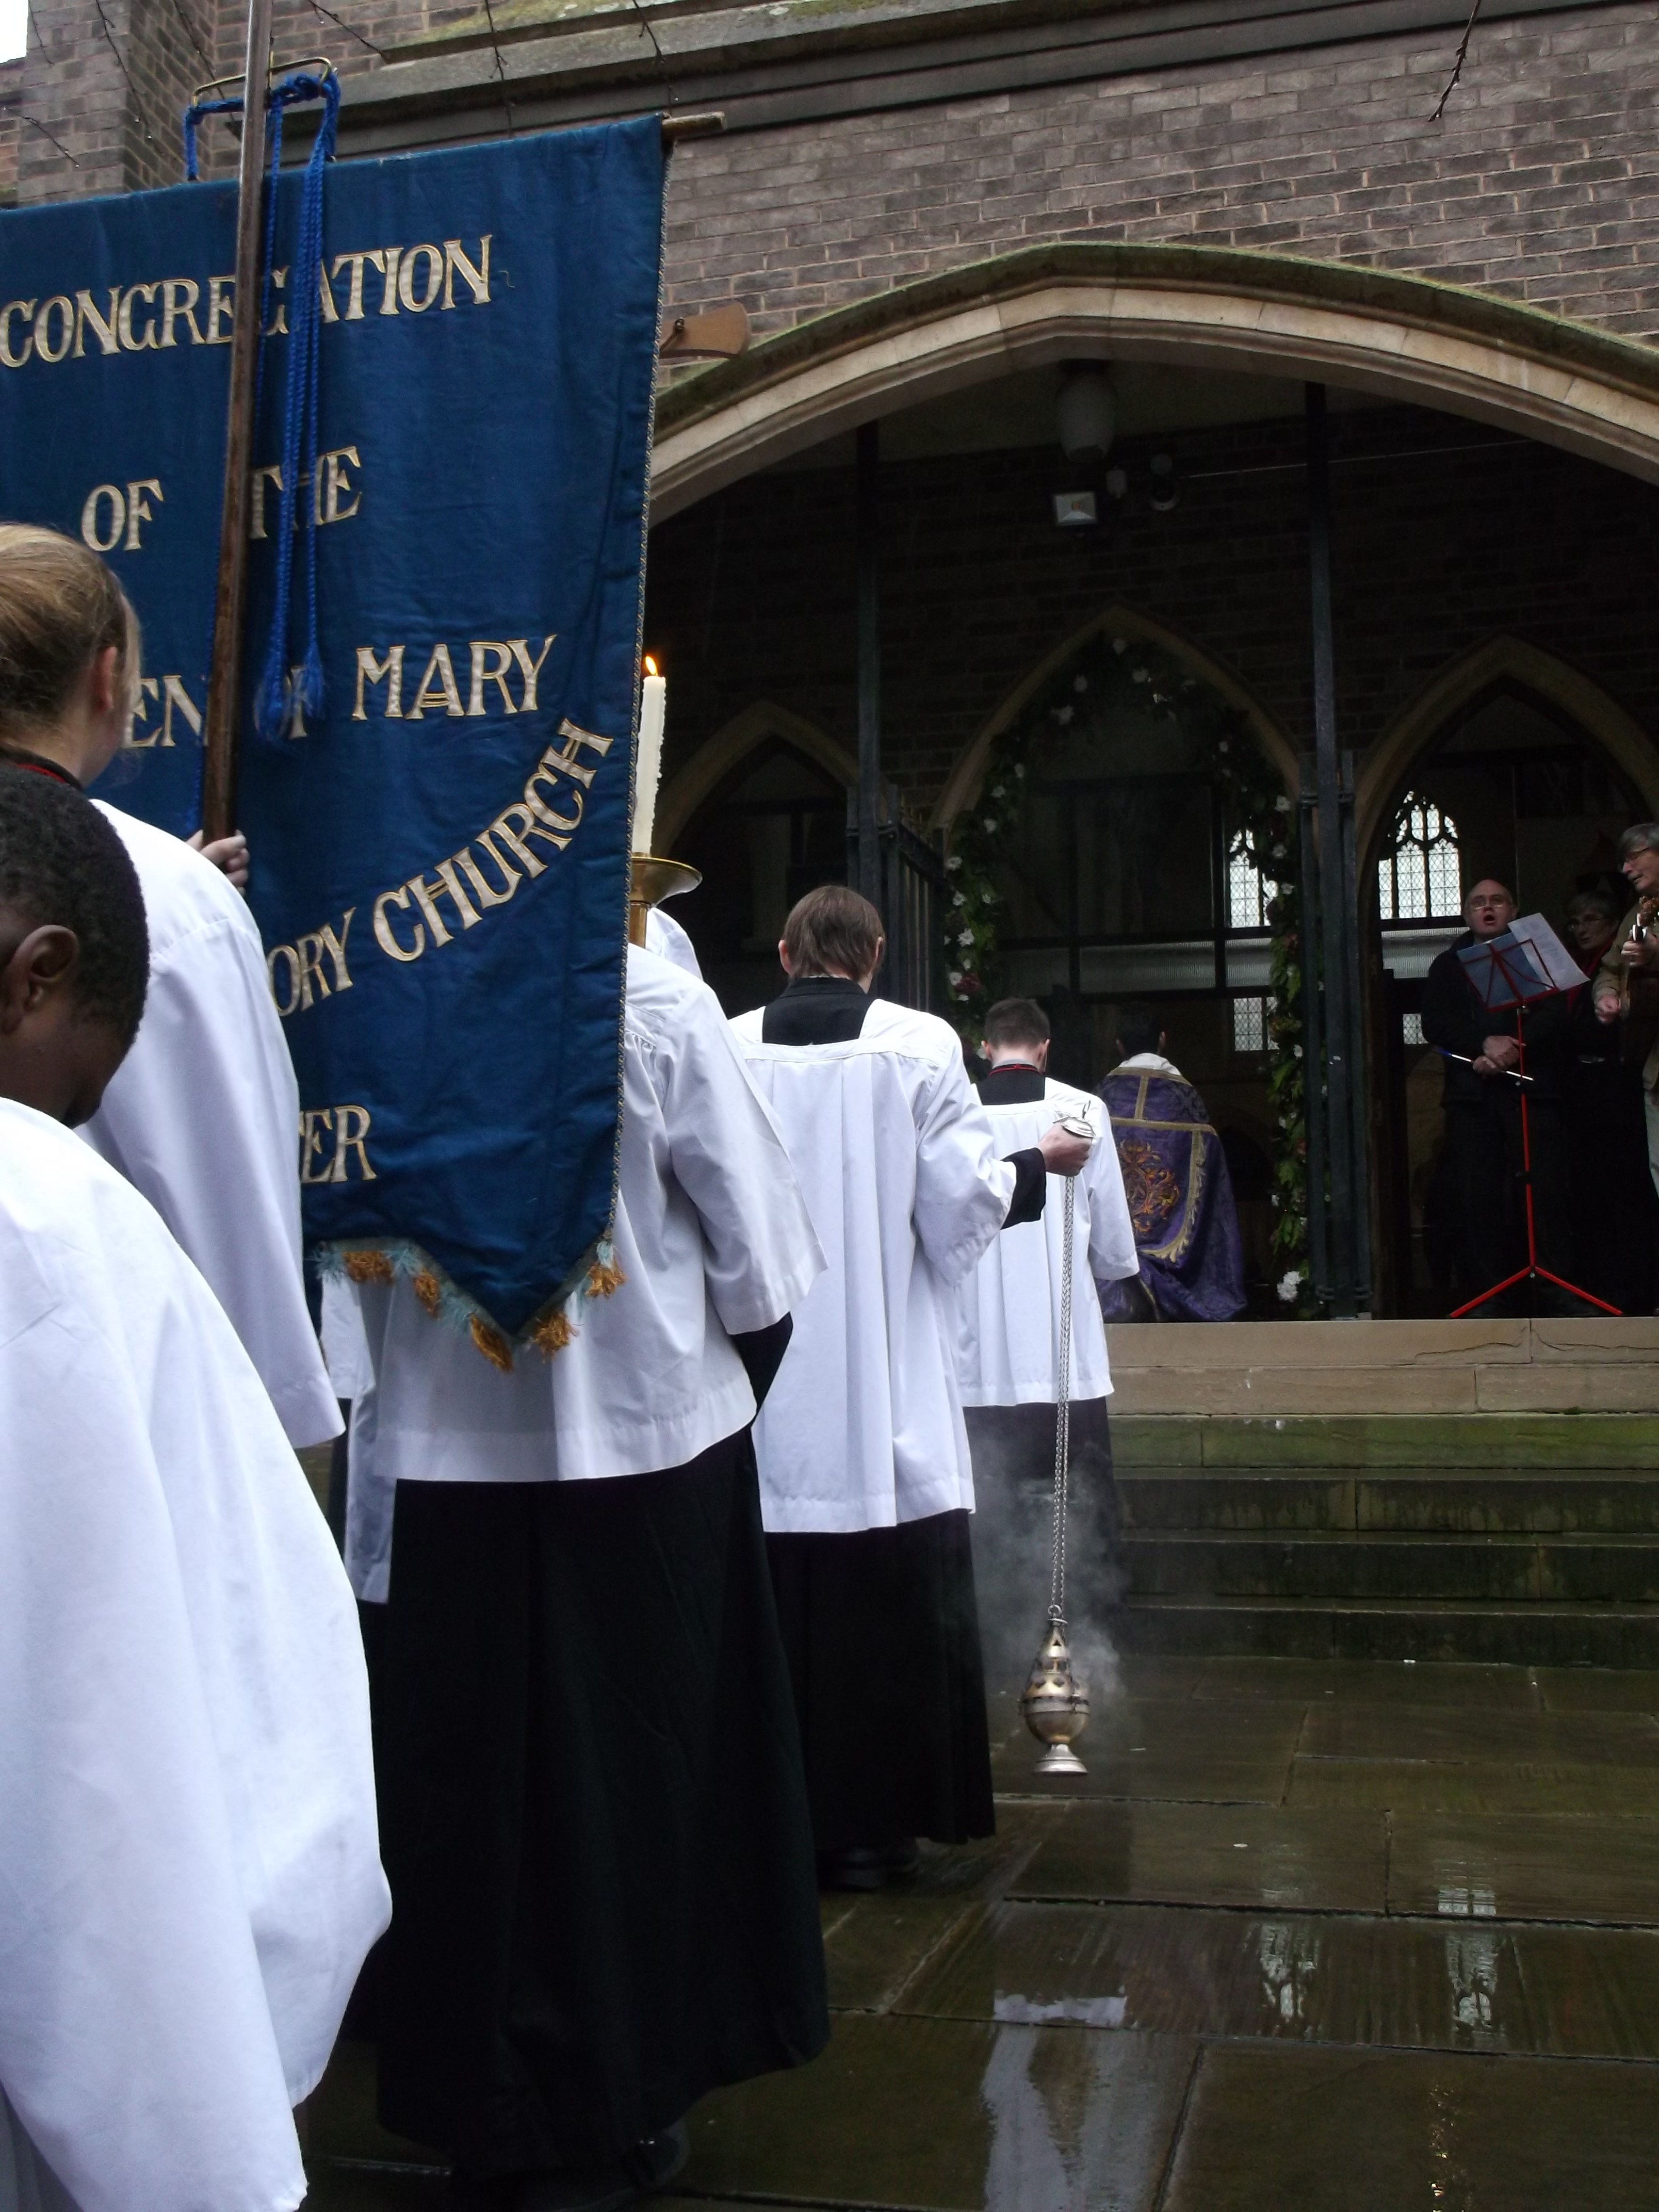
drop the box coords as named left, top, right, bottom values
left=0, top=118, right=664, bottom=1337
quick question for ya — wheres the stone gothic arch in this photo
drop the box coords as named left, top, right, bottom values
left=931, top=602, right=1297, bottom=831
left=656, top=699, right=856, bottom=854
left=1357, top=637, right=1659, bottom=870
left=652, top=243, right=1659, bottom=524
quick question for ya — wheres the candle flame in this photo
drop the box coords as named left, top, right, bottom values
left=644, top=655, right=659, bottom=677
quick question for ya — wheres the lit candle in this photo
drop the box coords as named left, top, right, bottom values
left=632, top=655, right=665, bottom=856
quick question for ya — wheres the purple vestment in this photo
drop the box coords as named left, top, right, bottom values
left=1094, top=1065, right=1246, bottom=1322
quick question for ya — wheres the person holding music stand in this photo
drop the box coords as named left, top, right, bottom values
left=1435, top=897, right=1615, bottom=1317
left=1421, top=880, right=1591, bottom=1316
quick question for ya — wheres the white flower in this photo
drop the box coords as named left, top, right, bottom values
left=1217, top=739, right=1229, bottom=753
left=1014, top=763, right=1026, bottom=778
left=991, top=784, right=1006, bottom=799
left=1271, top=844, right=1286, bottom=861
left=957, top=930, right=974, bottom=948
left=1274, top=795, right=1291, bottom=813
left=982, top=819, right=997, bottom=834
left=1276, top=1270, right=1302, bottom=1304
left=946, top=854, right=962, bottom=872
left=1293, top=1044, right=1304, bottom=1059
left=952, top=891, right=966, bottom=907
left=1074, top=675, right=1088, bottom=693
left=1132, top=667, right=1149, bottom=684
left=1112, top=637, right=1127, bottom=654
left=948, top=970, right=963, bottom=988
left=1053, top=705, right=1074, bottom=727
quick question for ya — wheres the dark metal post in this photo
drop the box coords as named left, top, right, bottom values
left=1341, top=749, right=1373, bottom=1305
left=200, top=0, right=274, bottom=843
left=1305, top=384, right=1358, bottom=1316
left=1298, top=756, right=1331, bottom=1313
left=855, top=421, right=882, bottom=907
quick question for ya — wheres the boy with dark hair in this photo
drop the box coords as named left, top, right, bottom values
left=953, top=997, right=1135, bottom=1677
left=0, top=765, right=387, bottom=2212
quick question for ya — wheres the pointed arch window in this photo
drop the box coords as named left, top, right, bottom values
left=1378, top=793, right=1461, bottom=922
left=1227, top=830, right=1270, bottom=929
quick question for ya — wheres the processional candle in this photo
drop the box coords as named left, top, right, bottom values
left=631, top=656, right=666, bottom=855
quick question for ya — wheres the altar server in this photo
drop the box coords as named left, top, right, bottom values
left=0, top=525, right=338, bottom=1446
left=348, top=939, right=828, bottom=2209
left=0, top=766, right=387, bottom=2212
left=731, top=887, right=1093, bottom=1890
left=952, top=998, right=1137, bottom=1679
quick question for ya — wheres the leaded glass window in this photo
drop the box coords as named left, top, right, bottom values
left=1378, top=793, right=1461, bottom=922
left=1227, top=830, right=1270, bottom=929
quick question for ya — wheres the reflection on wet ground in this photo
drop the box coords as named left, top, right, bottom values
left=304, top=1655, right=1659, bottom=2209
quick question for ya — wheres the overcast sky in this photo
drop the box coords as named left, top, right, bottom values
left=0, top=0, right=26, bottom=61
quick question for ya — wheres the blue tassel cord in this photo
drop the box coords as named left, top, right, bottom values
left=181, top=71, right=340, bottom=745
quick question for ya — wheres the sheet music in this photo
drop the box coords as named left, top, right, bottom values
left=1507, top=912, right=1591, bottom=992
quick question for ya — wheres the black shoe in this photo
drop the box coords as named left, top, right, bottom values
left=819, top=1845, right=891, bottom=1891
left=884, top=1837, right=921, bottom=1879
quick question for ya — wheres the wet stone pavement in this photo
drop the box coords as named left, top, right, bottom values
left=303, top=1656, right=1659, bottom=2210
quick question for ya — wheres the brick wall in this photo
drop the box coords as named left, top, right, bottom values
left=659, top=5, right=1659, bottom=341
left=643, top=403, right=1659, bottom=819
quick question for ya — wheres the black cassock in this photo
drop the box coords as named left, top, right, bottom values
left=1420, top=933, right=1578, bottom=1308
left=757, top=978, right=1045, bottom=1857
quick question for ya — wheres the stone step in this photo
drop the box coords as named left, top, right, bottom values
left=1116, top=1595, right=1659, bottom=1667
left=1116, top=1471, right=1659, bottom=1536
left=1111, top=1413, right=1659, bottom=1469
left=1118, top=1532, right=1659, bottom=1606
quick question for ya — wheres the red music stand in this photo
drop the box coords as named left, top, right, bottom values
left=1449, top=923, right=1620, bottom=1320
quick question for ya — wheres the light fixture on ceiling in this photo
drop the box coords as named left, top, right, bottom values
left=1052, top=491, right=1098, bottom=528
left=1056, top=363, right=1115, bottom=463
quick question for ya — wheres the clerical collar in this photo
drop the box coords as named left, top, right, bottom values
left=761, top=973, right=871, bottom=1047
left=979, top=1065, right=1047, bottom=1104
left=1113, top=1052, right=1185, bottom=1082
left=0, top=746, right=81, bottom=791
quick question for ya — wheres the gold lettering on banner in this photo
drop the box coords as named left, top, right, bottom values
left=159, top=279, right=203, bottom=348
left=34, top=297, right=73, bottom=364
left=80, top=478, right=163, bottom=552
left=510, top=635, right=556, bottom=712
left=467, top=642, right=515, bottom=718
left=331, top=249, right=384, bottom=321
left=354, top=644, right=404, bottom=720
left=206, top=275, right=234, bottom=344
left=398, top=243, right=443, bottom=314
left=299, top=1104, right=375, bottom=1183
left=366, top=719, right=617, bottom=967
left=80, top=484, right=124, bottom=553
left=73, top=288, right=120, bottom=357
left=443, top=237, right=491, bottom=308
left=251, top=446, right=364, bottom=539
left=407, top=643, right=464, bottom=720
left=0, top=299, right=36, bottom=367
left=372, top=883, right=424, bottom=961
left=127, top=670, right=204, bottom=748
left=117, top=283, right=158, bottom=351
left=0, top=240, right=489, bottom=372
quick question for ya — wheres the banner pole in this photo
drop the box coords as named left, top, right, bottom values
left=200, top=0, right=275, bottom=843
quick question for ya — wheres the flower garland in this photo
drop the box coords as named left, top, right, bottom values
left=943, top=630, right=1310, bottom=1306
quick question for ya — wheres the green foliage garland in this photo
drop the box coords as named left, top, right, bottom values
left=942, top=629, right=1310, bottom=1306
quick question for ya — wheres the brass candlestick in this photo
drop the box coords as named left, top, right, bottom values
left=628, top=854, right=702, bottom=946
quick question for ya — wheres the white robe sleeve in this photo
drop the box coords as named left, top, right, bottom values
left=0, top=1129, right=387, bottom=2212
left=1082, top=1101, right=1138, bottom=1283
left=82, top=810, right=339, bottom=1450
left=658, top=972, right=824, bottom=1336
left=909, top=1051, right=1017, bottom=1288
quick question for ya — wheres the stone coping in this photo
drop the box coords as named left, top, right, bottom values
left=1106, top=1319, right=1659, bottom=1417
left=656, top=244, right=1659, bottom=439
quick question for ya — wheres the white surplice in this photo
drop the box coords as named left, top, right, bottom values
left=0, top=1101, right=388, bottom=2212
left=730, top=997, right=1016, bottom=1534
left=952, top=1078, right=1137, bottom=1407
left=80, top=805, right=340, bottom=1447
left=344, top=946, right=823, bottom=1599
